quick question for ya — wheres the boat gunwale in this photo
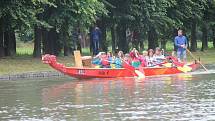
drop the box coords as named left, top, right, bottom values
left=65, top=65, right=196, bottom=70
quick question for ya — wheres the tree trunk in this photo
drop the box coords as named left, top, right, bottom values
left=148, top=27, right=158, bottom=49
left=0, top=18, right=4, bottom=58
left=64, top=45, right=69, bottom=56
left=4, top=30, right=16, bottom=56
left=212, top=28, right=215, bottom=48
left=63, top=32, right=69, bottom=56
left=191, top=20, right=197, bottom=51
left=111, top=25, right=116, bottom=53
left=33, top=27, right=42, bottom=57
left=173, top=28, right=178, bottom=51
left=190, top=20, right=197, bottom=52
left=139, top=40, right=144, bottom=51
left=43, top=28, right=61, bottom=56
left=161, top=39, right=167, bottom=50
left=50, top=29, right=61, bottom=56
left=99, top=18, right=107, bottom=52
left=0, top=30, right=4, bottom=58
left=117, top=22, right=128, bottom=53
left=201, top=22, right=208, bottom=51
left=89, top=26, right=93, bottom=54
left=42, top=29, right=49, bottom=54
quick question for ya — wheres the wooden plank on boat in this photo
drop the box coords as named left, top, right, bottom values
left=74, top=50, right=83, bottom=67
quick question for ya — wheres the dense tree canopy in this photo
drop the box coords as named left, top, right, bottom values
left=0, top=0, right=214, bottom=58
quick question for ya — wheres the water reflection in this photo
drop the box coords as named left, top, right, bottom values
left=0, top=73, right=215, bottom=120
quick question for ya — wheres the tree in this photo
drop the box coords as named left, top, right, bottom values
left=0, top=0, right=52, bottom=57
left=33, top=0, right=107, bottom=56
left=203, top=0, right=215, bottom=49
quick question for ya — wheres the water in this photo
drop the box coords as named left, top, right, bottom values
left=0, top=70, right=215, bottom=121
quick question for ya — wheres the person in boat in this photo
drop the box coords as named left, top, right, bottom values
left=107, top=51, right=114, bottom=62
left=153, top=47, right=166, bottom=65
left=130, top=48, right=141, bottom=68
left=145, top=49, right=156, bottom=67
left=124, top=53, right=131, bottom=65
left=139, top=51, right=148, bottom=67
left=174, top=29, right=188, bottom=63
left=92, top=52, right=110, bottom=68
left=107, top=51, right=116, bottom=68
left=114, top=51, right=124, bottom=68
left=92, top=52, right=102, bottom=67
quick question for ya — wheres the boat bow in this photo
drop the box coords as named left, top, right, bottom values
left=42, top=54, right=67, bottom=73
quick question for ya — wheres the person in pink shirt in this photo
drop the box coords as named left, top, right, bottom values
left=139, top=51, right=148, bottom=67
left=130, top=48, right=141, bottom=68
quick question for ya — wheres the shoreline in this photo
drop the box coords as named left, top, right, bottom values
left=0, top=71, right=66, bottom=81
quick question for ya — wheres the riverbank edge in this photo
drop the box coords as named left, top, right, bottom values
left=0, top=71, right=67, bottom=81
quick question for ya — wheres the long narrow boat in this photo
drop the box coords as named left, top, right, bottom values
left=42, top=54, right=200, bottom=79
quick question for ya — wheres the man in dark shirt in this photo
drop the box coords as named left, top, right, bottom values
left=91, top=26, right=101, bottom=55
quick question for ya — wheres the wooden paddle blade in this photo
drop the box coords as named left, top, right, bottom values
left=135, top=70, right=145, bottom=79
left=163, top=63, right=172, bottom=67
left=177, top=65, right=192, bottom=73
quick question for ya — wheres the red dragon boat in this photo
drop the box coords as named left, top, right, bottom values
left=42, top=54, right=200, bottom=79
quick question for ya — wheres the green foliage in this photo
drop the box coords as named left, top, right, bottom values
left=0, top=0, right=214, bottom=55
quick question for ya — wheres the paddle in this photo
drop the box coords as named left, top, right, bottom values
left=186, top=48, right=208, bottom=71
left=167, top=56, right=192, bottom=73
left=122, top=60, right=145, bottom=78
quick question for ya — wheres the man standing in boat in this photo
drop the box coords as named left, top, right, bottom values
left=174, top=29, right=188, bottom=63
left=91, top=26, right=102, bottom=55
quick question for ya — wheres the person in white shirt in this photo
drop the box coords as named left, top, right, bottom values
left=153, top=47, right=166, bottom=65
left=145, top=49, right=155, bottom=67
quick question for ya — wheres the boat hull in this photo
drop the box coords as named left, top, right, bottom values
left=50, top=63, right=200, bottom=79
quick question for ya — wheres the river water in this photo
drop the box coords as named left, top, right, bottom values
left=0, top=70, right=215, bottom=121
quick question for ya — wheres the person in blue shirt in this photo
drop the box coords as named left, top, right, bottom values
left=174, top=29, right=188, bottom=63
left=114, top=51, right=124, bottom=68
left=91, top=26, right=102, bottom=55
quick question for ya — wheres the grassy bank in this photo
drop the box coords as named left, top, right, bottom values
left=186, top=49, right=215, bottom=64
left=0, top=41, right=215, bottom=75
left=0, top=55, right=74, bottom=75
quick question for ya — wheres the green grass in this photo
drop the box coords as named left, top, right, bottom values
left=0, top=41, right=214, bottom=75
left=186, top=48, right=215, bottom=64
left=16, top=41, right=34, bottom=55
left=0, top=56, right=74, bottom=75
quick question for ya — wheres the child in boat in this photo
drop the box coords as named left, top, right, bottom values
left=130, top=48, right=141, bottom=68
left=124, top=53, right=131, bottom=65
left=92, top=52, right=102, bottom=67
left=139, top=51, right=148, bottom=67
left=92, top=52, right=110, bottom=68
left=101, top=53, right=111, bottom=68
left=114, top=51, right=124, bottom=68
left=107, top=51, right=116, bottom=68
left=145, top=49, right=156, bottom=67
left=153, top=47, right=166, bottom=65
left=107, top=51, right=113, bottom=62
